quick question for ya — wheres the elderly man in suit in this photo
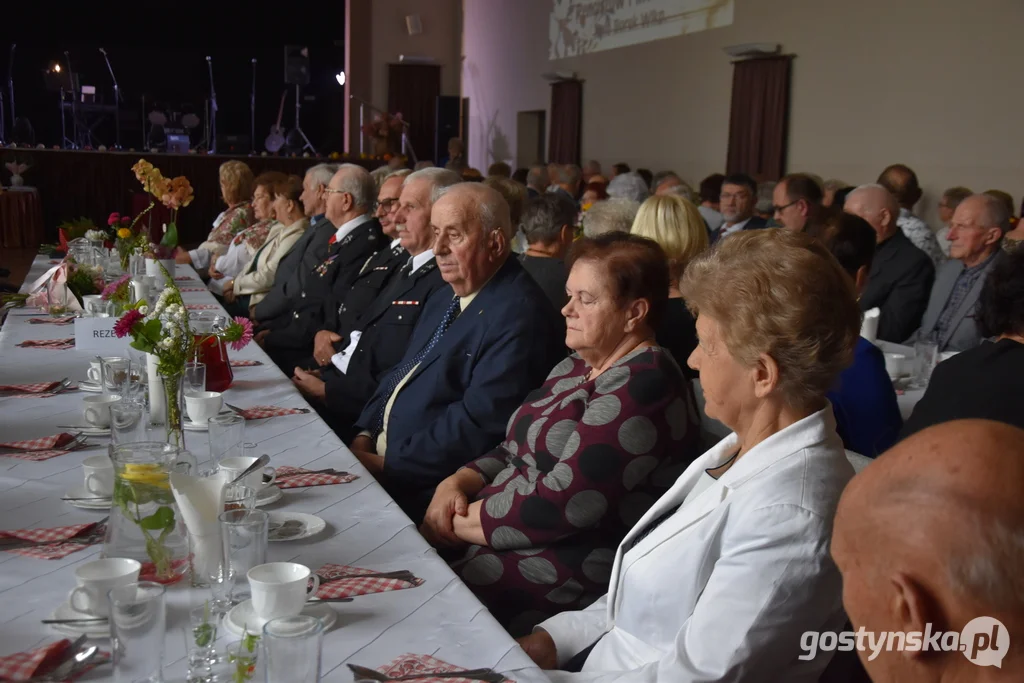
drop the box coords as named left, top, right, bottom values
left=877, top=164, right=945, bottom=267
left=905, top=194, right=1009, bottom=352
left=291, top=167, right=461, bottom=437
left=832, top=420, right=1024, bottom=682
left=348, top=183, right=565, bottom=521
left=260, top=164, right=383, bottom=369
left=251, top=163, right=337, bottom=326
left=846, top=184, right=935, bottom=343
left=713, top=173, right=767, bottom=242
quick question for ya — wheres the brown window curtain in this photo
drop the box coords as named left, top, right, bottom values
left=726, top=56, right=793, bottom=180
left=548, top=79, right=583, bottom=165
left=387, top=64, right=441, bottom=163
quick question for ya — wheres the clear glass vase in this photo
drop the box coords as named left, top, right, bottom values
left=102, top=442, right=194, bottom=584
left=147, top=356, right=186, bottom=452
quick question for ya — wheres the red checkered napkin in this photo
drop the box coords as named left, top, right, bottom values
left=0, top=381, right=62, bottom=394
left=27, top=316, right=76, bottom=325
left=185, top=304, right=218, bottom=311
left=17, top=338, right=75, bottom=350
left=275, top=466, right=358, bottom=489
left=315, top=564, right=423, bottom=599
left=229, top=359, right=263, bottom=367
left=377, top=654, right=508, bottom=683
left=179, top=287, right=205, bottom=292
left=174, top=276, right=194, bottom=281
left=0, top=433, right=76, bottom=451
left=0, top=639, right=85, bottom=681
left=0, top=521, right=106, bottom=560
left=236, top=405, right=306, bottom=420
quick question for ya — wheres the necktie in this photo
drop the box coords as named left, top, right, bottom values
left=370, top=296, right=461, bottom=437
left=328, top=233, right=337, bottom=246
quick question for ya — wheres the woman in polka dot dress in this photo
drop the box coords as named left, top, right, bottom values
left=421, top=233, right=702, bottom=636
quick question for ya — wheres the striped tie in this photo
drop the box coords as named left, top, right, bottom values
left=370, top=296, right=461, bottom=438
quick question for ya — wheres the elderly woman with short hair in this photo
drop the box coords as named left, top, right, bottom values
left=631, top=194, right=709, bottom=377
left=422, top=232, right=701, bottom=637
left=518, top=229, right=862, bottom=681
left=175, top=160, right=256, bottom=270
left=582, top=198, right=640, bottom=238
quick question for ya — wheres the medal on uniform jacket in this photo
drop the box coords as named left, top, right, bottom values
left=315, top=254, right=339, bottom=277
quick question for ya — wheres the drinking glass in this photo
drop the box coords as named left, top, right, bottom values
left=209, top=414, right=246, bottom=466
left=225, top=640, right=260, bottom=683
left=224, top=484, right=257, bottom=512
left=185, top=361, right=207, bottom=396
left=108, top=581, right=166, bottom=683
left=100, top=357, right=133, bottom=397
left=911, top=339, right=939, bottom=389
left=46, top=283, right=69, bottom=317
left=262, top=615, right=324, bottom=683
left=187, top=603, right=220, bottom=673
left=110, top=401, right=146, bottom=446
left=220, top=509, right=269, bottom=604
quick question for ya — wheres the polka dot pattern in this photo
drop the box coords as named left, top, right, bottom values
left=454, top=347, right=701, bottom=636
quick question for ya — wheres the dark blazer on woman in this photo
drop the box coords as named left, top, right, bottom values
left=452, top=346, right=702, bottom=636
left=901, top=338, right=1024, bottom=438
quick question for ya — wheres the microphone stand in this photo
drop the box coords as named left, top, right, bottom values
left=206, top=56, right=217, bottom=153
left=8, top=44, right=16, bottom=135
left=99, top=47, right=122, bottom=149
left=64, top=50, right=80, bottom=148
left=250, top=58, right=256, bottom=154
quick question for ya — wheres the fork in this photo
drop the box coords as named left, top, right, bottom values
left=319, top=570, right=417, bottom=583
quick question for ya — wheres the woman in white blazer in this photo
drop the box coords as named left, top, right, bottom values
left=518, top=230, right=863, bottom=682
left=221, top=174, right=309, bottom=318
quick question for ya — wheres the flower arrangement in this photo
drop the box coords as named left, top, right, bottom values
left=101, top=273, right=133, bottom=310
left=113, top=269, right=252, bottom=448
left=84, top=228, right=107, bottom=243
left=109, top=211, right=148, bottom=269
left=64, top=257, right=105, bottom=305
left=361, top=111, right=404, bottom=156
left=4, top=160, right=28, bottom=186
left=57, top=216, right=98, bottom=249
left=131, top=159, right=194, bottom=256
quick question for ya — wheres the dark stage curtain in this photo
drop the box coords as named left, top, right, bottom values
left=726, top=56, right=793, bottom=180
left=387, top=64, right=441, bottom=164
left=16, top=150, right=379, bottom=247
left=548, top=79, right=583, bottom=165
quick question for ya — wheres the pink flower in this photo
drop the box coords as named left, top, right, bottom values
left=101, top=274, right=131, bottom=301
left=107, top=212, right=121, bottom=226
left=228, top=316, right=253, bottom=351
left=114, top=309, right=143, bottom=338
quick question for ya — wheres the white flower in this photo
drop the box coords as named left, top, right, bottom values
left=159, top=338, right=173, bottom=350
left=138, top=305, right=148, bottom=315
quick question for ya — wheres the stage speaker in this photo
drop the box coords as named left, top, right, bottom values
left=435, top=95, right=460, bottom=165
left=285, top=45, right=310, bottom=86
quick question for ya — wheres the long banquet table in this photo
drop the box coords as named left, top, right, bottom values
left=0, top=257, right=547, bottom=682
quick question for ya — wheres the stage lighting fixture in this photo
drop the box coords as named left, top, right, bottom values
left=335, top=71, right=346, bottom=86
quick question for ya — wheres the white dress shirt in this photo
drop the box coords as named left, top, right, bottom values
left=719, top=216, right=752, bottom=239
left=332, top=213, right=374, bottom=246
left=539, top=406, right=854, bottom=683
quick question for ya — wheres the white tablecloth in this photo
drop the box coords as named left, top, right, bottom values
left=0, top=258, right=547, bottom=682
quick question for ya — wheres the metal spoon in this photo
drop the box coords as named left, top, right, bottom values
left=231, top=453, right=270, bottom=484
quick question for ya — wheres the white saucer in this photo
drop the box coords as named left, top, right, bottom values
left=63, top=485, right=112, bottom=511
left=182, top=418, right=208, bottom=432
left=267, top=512, right=326, bottom=542
left=253, top=485, right=283, bottom=507
left=78, top=381, right=102, bottom=393
left=48, top=601, right=110, bottom=638
left=65, top=425, right=111, bottom=437
left=222, top=599, right=336, bottom=637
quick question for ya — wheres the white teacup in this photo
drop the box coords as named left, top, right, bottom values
left=219, top=456, right=276, bottom=491
left=83, top=454, right=114, bottom=496
left=68, top=558, right=141, bottom=617
left=83, top=394, right=122, bottom=428
left=884, top=353, right=908, bottom=380
left=87, top=356, right=121, bottom=383
left=247, top=562, right=319, bottom=624
left=185, top=391, right=224, bottom=425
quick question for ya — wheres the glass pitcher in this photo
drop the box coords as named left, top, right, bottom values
left=190, top=311, right=234, bottom=392
left=103, top=442, right=196, bottom=585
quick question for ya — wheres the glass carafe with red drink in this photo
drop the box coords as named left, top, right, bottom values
left=190, top=311, right=234, bottom=392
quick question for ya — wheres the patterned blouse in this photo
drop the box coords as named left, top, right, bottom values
left=199, top=202, right=255, bottom=257
left=451, top=346, right=701, bottom=637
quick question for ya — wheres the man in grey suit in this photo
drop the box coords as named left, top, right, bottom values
left=251, top=163, right=338, bottom=326
left=906, top=194, right=1010, bottom=351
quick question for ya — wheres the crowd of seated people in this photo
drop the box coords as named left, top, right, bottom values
left=173, top=152, right=1022, bottom=681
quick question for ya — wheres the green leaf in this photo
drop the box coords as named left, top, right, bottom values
left=193, top=622, right=215, bottom=648
left=160, top=222, right=179, bottom=249
left=138, top=505, right=175, bottom=531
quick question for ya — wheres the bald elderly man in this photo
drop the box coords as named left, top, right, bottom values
left=877, top=164, right=945, bottom=267
left=845, top=184, right=935, bottom=342
left=348, top=183, right=566, bottom=521
left=832, top=419, right=1024, bottom=681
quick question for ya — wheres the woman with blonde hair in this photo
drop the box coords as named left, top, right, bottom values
left=175, top=160, right=256, bottom=271
left=630, top=194, right=709, bottom=376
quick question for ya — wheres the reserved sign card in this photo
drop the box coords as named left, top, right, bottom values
left=74, top=317, right=130, bottom=353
